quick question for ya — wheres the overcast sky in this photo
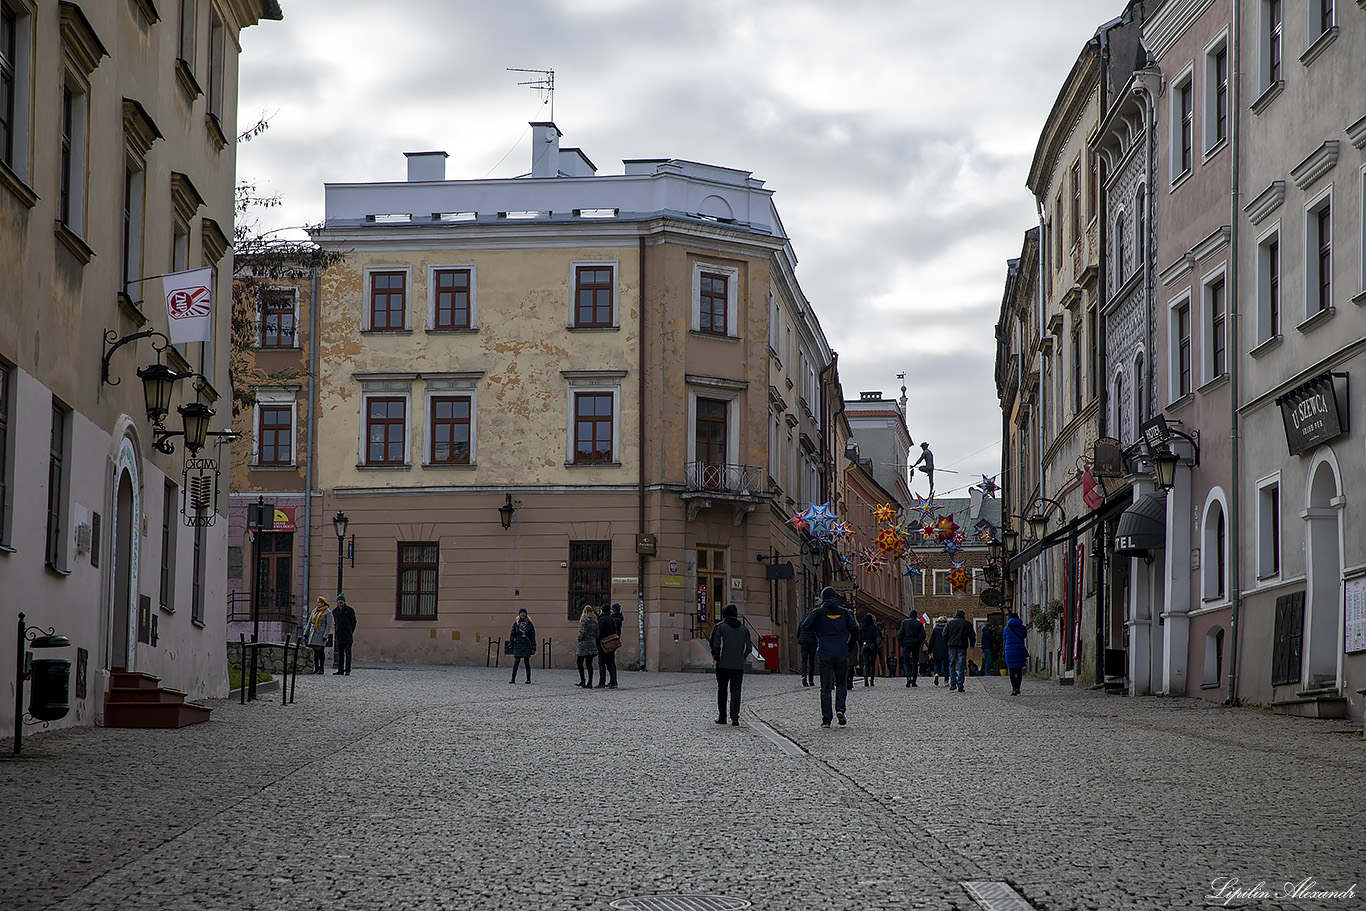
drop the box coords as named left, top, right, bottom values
left=237, top=0, right=1120, bottom=500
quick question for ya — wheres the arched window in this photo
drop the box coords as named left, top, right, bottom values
left=1203, top=627, right=1224, bottom=687
left=1115, top=211, right=1127, bottom=284
left=1202, top=495, right=1228, bottom=601
left=1135, top=184, right=1147, bottom=266
left=1133, top=351, right=1145, bottom=426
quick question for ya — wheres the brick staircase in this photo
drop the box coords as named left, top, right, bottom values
left=104, top=670, right=213, bottom=729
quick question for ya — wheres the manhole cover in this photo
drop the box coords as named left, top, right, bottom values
left=610, top=896, right=750, bottom=911
left=962, top=881, right=1036, bottom=910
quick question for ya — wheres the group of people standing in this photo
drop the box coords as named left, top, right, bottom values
left=304, top=594, right=357, bottom=675
left=575, top=602, right=624, bottom=689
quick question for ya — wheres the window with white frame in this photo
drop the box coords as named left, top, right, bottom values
left=1111, top=371, right=1126, bottom=441
left=1114, top=209, right=1127, bottom=285
left=565, top=371, right=625, bottom=466
left=206, top=7, right=224, bottom=126
left=121, top=155, right=145, bottom=291
left=1135, top=184, right=1147, bottom=266
left=368, top=269, right=408, bottom=331
left=692, top=261, right=739, bottom=337
left=1306, top=189, right=1332, bottom=315
left=1260, top=0, right=1283, bottom=91
left=933, top=570, right=952, bottom=596
left=45, top=401, right=70, bottom=570
left=425, top=373, right=480, bottom=466
left=769, top=296, right=780, bottom=353
left=1171, top=70, right=1194, bottom=180
left=1203, top=627, right=1224, bottom=687
left=358, top=377, right=414, bottom=467
left=686, top=380, right=742, bottom=476
left=253, top=389, right=296, bottom=466
left=429, top=265, right=476, bottom=330
left=1133, top=351, right=1145, bottom=427
left=159, top=480, right=176, bottom=612
left=178, top=0, right=196, bottom=68
left=0, top=360, right=10, bottom=546
left=1255, top=226, right=1281, bottom=345
left=259, top=287, right=296, bottom=348
left=1202, top=271, right=1228, bottom=383
left=1201, top=492, right=1229, bottom=601
left=571, top=262, right=616, bottom=328
left=1170, top=296, right=1193, bottom=399
left=769, top=412, right=780, bottom=486
left=1, top=0, right=35, bottom=182
left=58, top=79, right=88, bottom=235
left=1256, top=474, right=1281, bottom=579
left=1312, top=0, right=1333, bottom=40
left=1204, top=39, right=1229, bottom=150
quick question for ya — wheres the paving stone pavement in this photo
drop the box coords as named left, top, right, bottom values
left=1, top=665, right=1362, bottom=911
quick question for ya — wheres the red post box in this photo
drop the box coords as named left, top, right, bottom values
left=759, top=635, right=780, bottom=672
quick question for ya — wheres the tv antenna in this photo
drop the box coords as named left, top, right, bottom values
left=508, top=68, right=555, bottom=120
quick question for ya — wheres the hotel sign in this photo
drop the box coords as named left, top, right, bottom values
left=1276, top=373, right=1347, bottom=456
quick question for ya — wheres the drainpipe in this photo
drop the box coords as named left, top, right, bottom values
left=1226, top=0, right=1243, bottom=705
left=637, top=236, right=647, bottom=671
left=1035, top=196, right=1047, bottom=621
left=302, top=267, right=320, bottom=620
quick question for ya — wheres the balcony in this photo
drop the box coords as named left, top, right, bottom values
left=679, top=461, right=773, bottom=524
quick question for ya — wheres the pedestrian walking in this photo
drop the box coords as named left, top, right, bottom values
left=927, top=615, right=949, bottom=686
left=944, top=609, right=976, bottom=692
left=858, top=613, right=882, bottom=686
left=575, top=604, right=598, bottom=688
left=1003, top=613, right=1029, bottom=695
left=507, top=608, right=536, bottom=684
left=709, top=603, right=752, bottom=726
left=897, top=612, right=925, bottom=687
left=980, top=621, right=999, bottom=677
left=305, top=596, right=333, bottom=675
left=801, top=586, right=858, bottom=727
left=797, top=616, right=818, bottom=687
left=596, top=603, right=620, bottom=688
left=331, top=594, right=356, bottom=676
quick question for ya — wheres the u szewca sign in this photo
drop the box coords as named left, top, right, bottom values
left=1276, top=372, right=1346, bottom=456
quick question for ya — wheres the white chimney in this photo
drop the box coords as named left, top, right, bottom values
left=530, top=122, right=561, bottom=178
left=405, top=151, right=447, bottom=182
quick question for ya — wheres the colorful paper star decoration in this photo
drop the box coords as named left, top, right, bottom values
left=873, top=503, right=898, bottom=524
left=948, top=564, right=971, bottom=592
left=977, top=475, right=999, bottom=497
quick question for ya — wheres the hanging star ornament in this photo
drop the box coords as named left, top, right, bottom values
left=948, top=563, right=972, bottom=592
left=802, top=502, right=838, bottom=538
left=939, top=537, right=964, bottom=558
left=976, top=474, right=999, bottom=497
left=874, top=526, right=907, bottom=557
left=873, top=503, right=898, bottom=525
left=785, top=509, right=810, bottom=533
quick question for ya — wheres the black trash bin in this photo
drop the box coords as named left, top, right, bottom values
left=28, top=658, right=71, bottom=722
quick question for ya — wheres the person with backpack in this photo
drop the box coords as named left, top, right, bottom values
left=709, top=603, right=752, bottom=725
left=801, top=587, right=858, bottom=727
left=858, top=613, right=882, bottom=686
left=1002, top=613, right=1029, bottom=695
left=897, top=613, right=925, bottom=687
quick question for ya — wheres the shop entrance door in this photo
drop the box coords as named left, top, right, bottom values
left=696, top=546, right=727, bottom=635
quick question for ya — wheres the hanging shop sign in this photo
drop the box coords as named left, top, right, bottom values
left=1276, top=372, right=1347, bottom=456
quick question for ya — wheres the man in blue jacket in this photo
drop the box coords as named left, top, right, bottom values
left=801, top=587, right=858, bottom=727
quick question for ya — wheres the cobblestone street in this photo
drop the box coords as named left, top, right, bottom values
left=1, top=666, right=1362, bottom=911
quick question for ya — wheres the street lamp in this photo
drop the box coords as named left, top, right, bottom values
left=332, top=511, right=349, bottom=595
left=1151, top=445, right=1181, bottom=491
left=136, top=362, right=178, bottom=425
left=1026, top=496, right=1067, bottom=541
left=1002, top=528, right=1019, bottom=554
left=498, top=493, right=517, bottom=530
left=986, top=537, right=1004, bottom=562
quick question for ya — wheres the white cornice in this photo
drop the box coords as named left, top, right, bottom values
left=1243, top=181, right=1285, bottom=226
left=1145, top=0, right=1218, bottom=61
left=1159, top=253, right=1195, bottom=286
left=1191, top=226, right=1230, bottom=263
left=1346, top=115, right=1366, bottom=150
left=1289, top=141, right=1339, bottom=190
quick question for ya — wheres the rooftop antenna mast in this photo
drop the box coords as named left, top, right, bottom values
left=508, top=68, right=555, bottom=120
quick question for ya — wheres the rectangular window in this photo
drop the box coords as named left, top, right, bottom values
left=396, top=543, right=438, bottom=619
left=568, top=541, right=610, bottom=620
left=1088, top=152, right=1098, bottom=222
left=59, top=85, right=73, bottom=225
left=121, top=160, right=144, bottom=290
left=1071, top=332, right=1082, bottom=414
left=45, top=403, right=66, bottom=568
left=1205, top=44, right=1229, bottom=149
left=369, top=271, right=406, bottom=330
left=1209, top=277, right=1227, bottom=379
left=0, top=3, right=14, bottom=166
left=1070, top=160, right=1081, bottom=247
left=1257, top=479, right=1280, bottom=578
left=574, top=265, right=613, bottom=328
left=206, top=9, right=223, bottom=122
left=1310, top=201, right=1331, bottom=313
left=433, top=268, right=471, bottom=329
left=178, top=0, right=196, bottom=66
left=573, top=392, right=613, bottom=464
left=1179, top=80, right=1193, bottom=174
left=365, top=396, right=407, bottom=465
left=1087, top=307, right=1097, bottom=399
left=191, top=525, right=204, bottom=624
left=1318, top=0, right=1333, bottom=36
left=1176, top=302, right=1192, bottom=397
left=1055, top=196, right=1064, bottom=263
left=1257, top=233, right=1281, bottom=344
left=1267, top=0, right=1283, bottom=85
left=699, top=272, right=728, bottom=335
left=257, top=405, right=292, bottom=465
left=259, top=289, right=295, bottom=347
left=160, top=481, right=176, bottom=611
left=933, top=570, right=952, bottom=596
left=429, top=395, right=471, bottom=465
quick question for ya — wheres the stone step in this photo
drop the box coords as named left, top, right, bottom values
left=1269, top=694, right=1347, bottom=719
left=109, top=671, right=163, bottom=690
left=104, top=700, right=212, bottom=729
left=107, top=686, right=189, bottom=704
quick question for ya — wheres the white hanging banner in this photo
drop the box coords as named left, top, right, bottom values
left=162, top=267, right=214, bottom=344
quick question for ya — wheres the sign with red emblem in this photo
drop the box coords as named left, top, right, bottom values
left=162, top=267, right=214, bottom=344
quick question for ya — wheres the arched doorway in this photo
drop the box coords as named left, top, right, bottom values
left=111, top=469, right=135, bottom=671
left=1303, top=457, right=1342, bottom=686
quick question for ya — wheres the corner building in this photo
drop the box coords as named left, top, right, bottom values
left=308, top=125, right=831, bottom=671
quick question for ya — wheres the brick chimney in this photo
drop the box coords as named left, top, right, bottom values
left=530, top=122, right=561, bottom=178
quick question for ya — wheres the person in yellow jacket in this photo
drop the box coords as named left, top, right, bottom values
left=305, top=597, right=333, bottom=674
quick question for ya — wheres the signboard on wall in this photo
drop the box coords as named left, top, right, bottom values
left=1276, top=372, right=1347, bottom=456
left=1346, top=574, right=1366, bottom=654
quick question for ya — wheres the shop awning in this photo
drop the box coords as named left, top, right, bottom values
left=1113, top=493, right=1167, bottom=556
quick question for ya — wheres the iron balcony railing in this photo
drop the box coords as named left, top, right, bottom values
left=683, top=461, right=769, bottom=496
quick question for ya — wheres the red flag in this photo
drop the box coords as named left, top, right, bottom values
left=1082, top=470, right=1105, bottom=510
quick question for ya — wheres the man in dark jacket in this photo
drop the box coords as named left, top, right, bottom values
left=598, top=600, right=620, bottom=688
left=943, top=609, right=976, bottom=692
left=979, top=622, right=998, bottom=677
left=709, top=604, right=752, bottom=725
left=332, top=594, right=357, bottom=676
left=796, top=618, right=818, bottom=687
left=801, top=587, right=858, bottom=727
left=897, top=613, right=926, bottom=687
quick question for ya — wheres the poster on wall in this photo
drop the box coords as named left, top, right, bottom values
left=1345, top=575, right=1366, bottom=654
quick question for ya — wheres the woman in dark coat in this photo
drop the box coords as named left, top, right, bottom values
left=927, top=616, right=950, bottom=686
left=508, top=608, right=536, bottom=684
left=858, top=613, right=882, bottom=686
left=1002, top=614, right=1029, bottom=695
left=575, top=604, right=598, bottom=688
